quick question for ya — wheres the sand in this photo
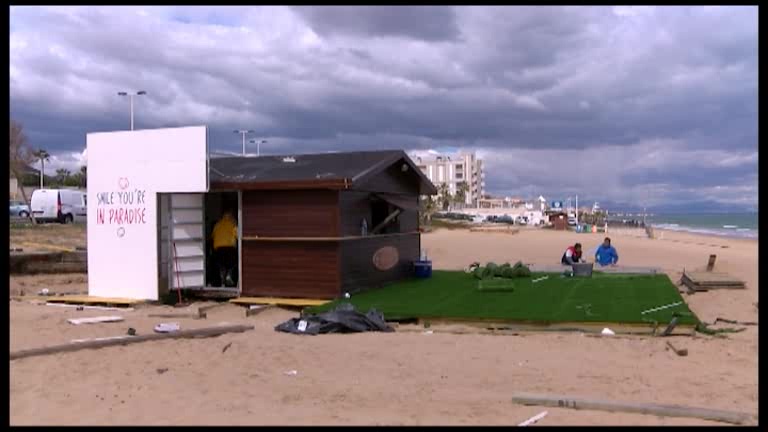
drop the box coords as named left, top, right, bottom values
left=10, top=222, right=86, bottom=252
left=9, top=227, right=758, bottom=426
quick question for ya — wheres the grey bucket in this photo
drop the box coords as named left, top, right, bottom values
left=572, top=262, right=594, bottom=277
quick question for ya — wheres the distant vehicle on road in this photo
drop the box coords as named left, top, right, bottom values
left=567, top=217, right=577, bottom=226
left=30, top=189, right=87, bottom=224
left=9, top=200, right=30, bottom=218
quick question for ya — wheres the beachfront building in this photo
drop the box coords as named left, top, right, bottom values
left=410, top=151, right=485, bottom=207
left=86, top=126, right=437, bottom=301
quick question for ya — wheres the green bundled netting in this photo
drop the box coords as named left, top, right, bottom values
left=471, top=261, right=532, bottom=280
left=495, top=262, right=511, bottom=277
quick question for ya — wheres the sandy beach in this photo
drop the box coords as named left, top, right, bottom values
left=9, top=227, right=758, bottom=426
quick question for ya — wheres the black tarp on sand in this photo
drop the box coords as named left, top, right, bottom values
left=275, top=303, right=395, bottom=335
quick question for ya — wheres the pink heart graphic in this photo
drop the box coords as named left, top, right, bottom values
left=118, top=178, right=130, bottom=190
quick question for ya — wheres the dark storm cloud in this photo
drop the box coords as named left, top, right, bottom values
left=9, top=6, right=758, bottom=209
left=291, top=6, right=461, bottom=41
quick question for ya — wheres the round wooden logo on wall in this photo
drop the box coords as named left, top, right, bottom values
left=372, top=246, right=399, bottom=271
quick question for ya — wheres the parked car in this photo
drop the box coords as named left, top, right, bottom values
left=515, top=215, right=529, bottom=225
left=486, top=214, right=514, bottom=224
left=567, top=217, right=578, bottom=226
left=30, top=189, right=87, bottom=224
left=9, top=200, right=30, bottom=218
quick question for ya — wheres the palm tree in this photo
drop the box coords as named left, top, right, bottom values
left=437, top=183, right=452, bottom=211
left=32, top=149, right=50, bottom=188
left=419, top=195, right=439, bottom=227
left=454, top=181, right=469, bottom=210
left=79, top=165, right=87, bottom=188
left=56, top=168, right=71, bottom=186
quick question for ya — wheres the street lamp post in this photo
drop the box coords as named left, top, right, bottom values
left=234, top=130, right=255, bottom=156
left=249, top=139, right=267, bottom=157
left=117, top=91, right=147, bottom=130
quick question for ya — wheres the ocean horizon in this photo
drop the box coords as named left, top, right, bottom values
left=647, top=212, right=758, bottom=239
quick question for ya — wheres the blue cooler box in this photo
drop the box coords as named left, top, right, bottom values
left=414, top=260, right=433, bottom=278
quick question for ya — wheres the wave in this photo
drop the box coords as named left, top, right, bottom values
left=651, top=223, right=757, bottom=239
left=723, top=225, right=738, bottom=229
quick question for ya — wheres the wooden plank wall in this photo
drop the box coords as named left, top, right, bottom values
left=242, top=190, right=339, bottom=237
left=241, top=241, right=340, bottom=299
left=241, top=190, right=341, bottom=298
left=339, top=233, right=420, bottom=295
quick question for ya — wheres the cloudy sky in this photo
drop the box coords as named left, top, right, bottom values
left=10, top=6, right=758, bottom=211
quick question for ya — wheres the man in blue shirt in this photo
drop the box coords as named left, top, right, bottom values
left=595, top=237, right=619, bottom=266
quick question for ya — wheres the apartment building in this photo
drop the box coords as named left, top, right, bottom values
left=410, top=151, right=485, bottom=207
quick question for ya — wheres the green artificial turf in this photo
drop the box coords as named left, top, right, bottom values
left=308, top=271, right=700, bottom=326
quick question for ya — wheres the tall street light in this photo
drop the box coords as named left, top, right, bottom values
left=234, top=129, right=254, bottom=155
left=249, top=139, right=267, bottom=157
left=117, top=90, right=147, bottom=130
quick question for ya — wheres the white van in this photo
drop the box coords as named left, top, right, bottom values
left=30, top=189, right=87, bottom=224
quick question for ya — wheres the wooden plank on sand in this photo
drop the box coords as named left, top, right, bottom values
left=10, top=324, right=255, bottom=361
left=45, top=295, right=141, bottom=306
left=511, top=393, right=756, bottom=425
left=230, top=297, right=329, bottom=307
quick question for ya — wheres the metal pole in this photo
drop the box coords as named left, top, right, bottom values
left=257, top=140, right=260, bottom=157
left=130, top=95, right=134, bottom=131
left=40, top=159, right=44, bottom=188
left=575, top=194, right=578, bottom=224
left=242, top=132, right=245, bottom=156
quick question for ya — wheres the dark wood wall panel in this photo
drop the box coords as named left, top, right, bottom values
left=242, top=190, right=339, bottom=237
left=339, top=233, right=420, bottom=295
left=241, top=242, right=340, bottom=299
left=338, top=191, right=372, bottom=236
left=338, top=192, right=419, bottom=236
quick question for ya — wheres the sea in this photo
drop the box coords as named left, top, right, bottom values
left=647, top=212, right=758, bottom=240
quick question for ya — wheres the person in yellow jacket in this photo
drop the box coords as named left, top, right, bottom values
left=212, top=211, right=238, bottom=287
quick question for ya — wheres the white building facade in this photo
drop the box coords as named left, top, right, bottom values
left=410, top=151, right=485, bottom=207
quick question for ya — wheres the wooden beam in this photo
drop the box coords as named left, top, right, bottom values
left=10, top=324, right=254, bottom=361
left=511, top=393, right=755, bottom=425
left=371, top=209, right=402, bottom=235
left=210, top=178, right=349, bottom=191
left=241, top=231, right=420, bottom=242
left=706, top=254, right=717, bottom=271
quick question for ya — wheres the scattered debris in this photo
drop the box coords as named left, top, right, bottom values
left=222, top=342, right=232, bottom=353
left=153, top=322, right=180, bottom=333
left=149, top=312, right=205, bottom=320
left=713, top=317, right=758, bottom=326
left=680, top=271, right=746, bottom=292
left=660, top=316, right=679, bottom=336
left=423, top=330, right=434, bottom=335
left=601, top=328, right=615, bottom=336
left=284, top=370, right=298, bottom=376
left=531, top=276, right=549, bottom=284
left=72, top=335, right=134, bottom=343
left=38, top=288, right=51, bottom=296
left=518, top=410, right=548, bottom=427
left=641, top=301, right=683, bottom=315
left=127, top=327, right=137, bottom=336
left=695, top=323, right=746, bottom=336
left=156, top=368, right=169, bottom=374
left=67, top=316, right=124, bottom=325
left=511, top=392, right=755, bottom=425
left=246, top=305, right=273, bottom=317
left=666, top=341, right=688, bottom=357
